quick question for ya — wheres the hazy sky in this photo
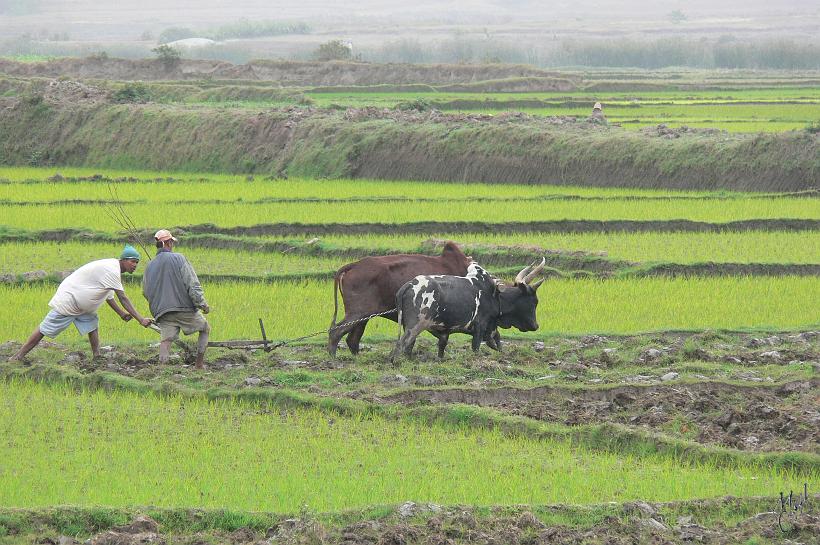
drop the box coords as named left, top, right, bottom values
left=2, top=0, right=817, bottom=51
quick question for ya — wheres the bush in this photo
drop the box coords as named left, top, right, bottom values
left=396, top=98, right=432, bottom=112
left=152, top=44, right=181, bottom=68
left=112, top=82, right=152, bottom=103
left=805, top=121, right=820, bottom=135
left=313, top=40, right=352, bottom=61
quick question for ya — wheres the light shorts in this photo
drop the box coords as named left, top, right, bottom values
left=39, top=309, right=99, bottom=338
left=156, top=310, right=209, bottom=341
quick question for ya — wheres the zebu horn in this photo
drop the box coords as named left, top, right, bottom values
left=518, top=257, right=546, bottom=285
left=514, top=261, right=534, bottom=284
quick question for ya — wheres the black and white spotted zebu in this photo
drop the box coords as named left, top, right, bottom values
left=391, top=259, right=546, bottom=360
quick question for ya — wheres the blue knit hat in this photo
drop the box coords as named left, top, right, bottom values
left=119, top=244, right=140, bottom=260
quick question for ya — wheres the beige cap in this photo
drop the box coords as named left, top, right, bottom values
left=154, top=229, right=178, bottom=242
left=593, top=102, right=602, bottom=110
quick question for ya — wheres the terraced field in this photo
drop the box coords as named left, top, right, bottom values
left=0, top=164, right=817, bottom=544
left=305, top=89, right=820, bottom=132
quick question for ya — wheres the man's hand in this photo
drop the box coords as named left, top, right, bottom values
left=201, top=304, right=210, bottom=314
left=120, top=313, right=133, bottom=322
left=139, top=317, right=153, bottom=327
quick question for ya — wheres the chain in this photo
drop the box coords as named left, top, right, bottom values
left=328, top=307, right=398, bottom=332
left=265, top=307, right=399, bottom=348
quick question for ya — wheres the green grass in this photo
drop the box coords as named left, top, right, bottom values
left=0, top=379, right=811, bottom=511
left=0, top=276, right=816, bottom=344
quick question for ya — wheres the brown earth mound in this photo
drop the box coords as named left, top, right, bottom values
left=385, top=379, right=820, bottom=453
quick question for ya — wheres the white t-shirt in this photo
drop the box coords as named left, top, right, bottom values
left=49, top=258, right=124, bottom=316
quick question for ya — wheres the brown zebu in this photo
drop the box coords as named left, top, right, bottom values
left=329, top=242, right=482, bottom=356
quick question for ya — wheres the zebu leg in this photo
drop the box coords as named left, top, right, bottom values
left=485, top=329, right=502, bottom=352
left=401, top=319, right=430, bottom=357
left=345, top=321, right=367, bottom=354
left=328, top=316, right=359, bottom=357
left=436, top=333, right=450, bottom=359
left=471, top=325, right=485, bottom=353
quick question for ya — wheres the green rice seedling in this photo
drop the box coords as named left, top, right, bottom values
left=0, top=167, right=754, bottom=200
left=0, top=242, right=344, bottom=277
left=253, top=230, right=820, bottom=264
left=2, top=230, right=815, bottom=278
left=0, top=380, right=813, bottom=511
left=0, top=197, right=816, bottom=232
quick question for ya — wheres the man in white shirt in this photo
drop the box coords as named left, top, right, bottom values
left=9, top=245, right=153, bottom=361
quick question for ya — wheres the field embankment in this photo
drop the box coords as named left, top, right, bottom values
left=0, top=58, right=579, bottom=89
left=0, top=97, right=817, bottom=190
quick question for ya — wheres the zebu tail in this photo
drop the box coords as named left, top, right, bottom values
left=330, top=271, right=345, bottom=330
left=394, top=283, right=411, bottom=340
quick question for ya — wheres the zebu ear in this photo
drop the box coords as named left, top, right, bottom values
left=531, top=278, right=545, bottom=290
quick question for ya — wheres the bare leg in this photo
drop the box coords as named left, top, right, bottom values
left=9, top=328, right=44, bottom=361
left=195, top=323, right=210, bottom=369
left=159, top=340, right=172, bottom=364
left=88, top=329, right=100, bottom=358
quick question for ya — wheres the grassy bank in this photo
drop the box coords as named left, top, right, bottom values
left=1, top=101, right=817, bottom=190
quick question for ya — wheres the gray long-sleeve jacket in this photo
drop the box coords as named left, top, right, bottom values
left=142, top=250, right=207, bottom=319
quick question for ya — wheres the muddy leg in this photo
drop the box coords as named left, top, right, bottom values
left=195, top=322, right=210, bottom=369
left=88, top=329, right=100, bottom=358
left=9, top=327, right=44, bottom=361
left=159, top=340, right=172, bottom=364
left=485, top=329, right=502, bottom=352
left=391, top=323, right=420, bottom=363
left=345, top=321, right=367, bottom=355
left=402, top=320, right=430, bottom=358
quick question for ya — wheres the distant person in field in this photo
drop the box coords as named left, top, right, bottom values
left=9, top=245, right=153, bottom=361
left=142, top=229, right=210, bottom=368
left=589, top=101, right=607, bottom=124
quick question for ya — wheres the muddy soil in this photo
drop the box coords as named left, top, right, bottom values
left=2, top=331, right=817, bottom=454
left=386, top=379, right=819, bottom=453
left=29, top=502, right=820, bottom=545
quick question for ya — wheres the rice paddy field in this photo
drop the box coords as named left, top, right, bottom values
left=1, top=380, right=811, bottom=511
left=0, top=156, right=817, bottom=542
left=299, top=88, right=820, bottom=132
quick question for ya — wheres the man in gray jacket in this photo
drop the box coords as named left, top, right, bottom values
left=143, top=229, right=211, bottom=368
